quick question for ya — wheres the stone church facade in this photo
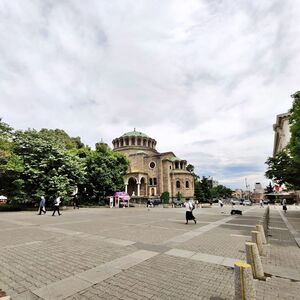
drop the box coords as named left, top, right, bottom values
left=112, top=130, right=194, bottom=201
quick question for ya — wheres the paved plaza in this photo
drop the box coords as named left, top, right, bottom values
left=0, top=204, right=299, bottom=299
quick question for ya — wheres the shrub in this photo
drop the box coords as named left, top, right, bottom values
left=160, top=192, right=170, bottom=204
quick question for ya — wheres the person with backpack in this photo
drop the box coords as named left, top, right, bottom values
left=52, top=196, right=62, bottom=216
left=185, top=199, right=196, bottom=224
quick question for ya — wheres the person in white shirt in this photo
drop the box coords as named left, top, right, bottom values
left=185, top=199, right=196, bottom=224
left=52, top=196, right=62, bottom=216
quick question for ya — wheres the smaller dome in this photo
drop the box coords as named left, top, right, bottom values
left=121, top=129, right=149, bottom=138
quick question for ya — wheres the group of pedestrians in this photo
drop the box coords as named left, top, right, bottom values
left=38, top=195, right=62, bottom=216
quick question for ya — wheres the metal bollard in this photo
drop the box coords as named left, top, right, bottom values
left=245, top=242, right=265, bottom=280
left=234, top=262, right=256, bottom=300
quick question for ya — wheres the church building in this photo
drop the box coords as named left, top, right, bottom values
left=112, top=130, right=194, bottom=201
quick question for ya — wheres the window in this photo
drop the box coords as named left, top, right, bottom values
left=153, top=178, right=157, bottom=186
left=149, top=161, right=156, bottom=169
left=176, top=181, right=180, bottom=188
left=149, top=178, right=153, bottom=186
left=186, top=181, right=189, bottom=188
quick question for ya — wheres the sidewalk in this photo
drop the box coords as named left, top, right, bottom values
left=256, top=206, right=300, bottom=299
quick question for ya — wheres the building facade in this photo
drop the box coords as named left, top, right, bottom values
left=273, top=112, right=291, bottom=156
left=112, top=130, right=194, bottom=201
left=272, top=111, right=300, bottom=203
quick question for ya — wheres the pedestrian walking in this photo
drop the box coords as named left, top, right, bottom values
left=219, top=199, right=224, bottom=213
left=185, top=199, right=196, bottom=224
left=282, top=198, right=287, bottom=213
left=38, top=196, right=46, bottom=215
left=73, top=195, right=80, bottom=209
left=260, top=199, right=264, bottom=208
left=52, top=196, right=61, bottom=216
left=147, top=199, right=151, bottom=211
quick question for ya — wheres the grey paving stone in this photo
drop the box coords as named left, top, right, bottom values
left=32, top=277, right=91, bottom=300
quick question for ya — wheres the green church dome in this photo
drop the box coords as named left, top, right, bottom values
left=121, top=129, right=149, bottom=138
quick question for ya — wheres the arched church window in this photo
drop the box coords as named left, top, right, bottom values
left=186, top=181, right=189, bottom=188
left=151, top=188, right=155, bottom=196
left=149, top=178, right=153, bottom=186
left=153, top=178, right=157, bottom=186
left=176, top=181, right=180, bottom=188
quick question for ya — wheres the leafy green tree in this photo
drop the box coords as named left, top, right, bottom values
left=0, top=119, right=24, bottom=199
left=210, top=185, right=232, bottom=199
left=194, top=179, right=204, bottom=201
left=289, top=91, right=300, bottom=163
left=265, top=151, right=300, bottom=188
left=199, top=176, right=212, bottom=200
left=83, top=147, right=128, bottom=202
left=39, top=129, right=84, bottom=150
left=13, top=129, right=85, bottom=202
left=194, top=176, right=211, bottom=202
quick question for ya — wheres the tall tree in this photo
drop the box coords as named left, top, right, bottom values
left=265, top=151, right=300, bottom=188
left=13, top=129, right=85, bottom=201
left=210, top=185, right=233, bottom=199
left=83, top=147, right=128, bottom=202
left=0, top=119, right=24, bottom=199
left=289, top=91, right=300, bottom=163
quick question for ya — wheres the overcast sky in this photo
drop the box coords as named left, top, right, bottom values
left=1, top=0, right=299, bottom=190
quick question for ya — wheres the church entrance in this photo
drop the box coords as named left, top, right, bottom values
left=127, top=177, right=137, bottom=196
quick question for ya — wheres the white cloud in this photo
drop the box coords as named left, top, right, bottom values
left=1, top=0, right=300, bottom=189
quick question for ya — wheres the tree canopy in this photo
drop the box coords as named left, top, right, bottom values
left=0, top=119, right=129, bottom=204
left=194, top=176, right=232, bottom=202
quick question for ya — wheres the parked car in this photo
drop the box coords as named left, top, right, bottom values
left=231, top=199, right=240, bottom=205
left=149, top=199, right=161, bottom=206
left=243, top=200, right=252, bottom=206
left=172, top=199, right=184, bottom=207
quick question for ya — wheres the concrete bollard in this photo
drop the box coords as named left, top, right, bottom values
left=256, top=224, right=267, bottom=244
left=245, top=242, right=265, bottom=280
left=234, top=262, right=256, bottom=300
left=251, top=231, right=264, bottom=256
